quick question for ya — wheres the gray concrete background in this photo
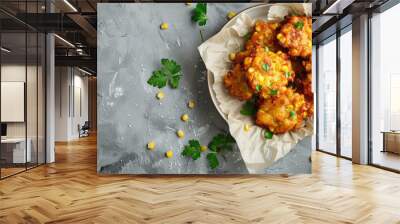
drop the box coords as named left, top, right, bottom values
left=97, top=3, right=311, bottom=174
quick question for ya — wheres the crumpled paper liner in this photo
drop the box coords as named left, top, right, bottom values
left=198, top=3, right=313, bottom=174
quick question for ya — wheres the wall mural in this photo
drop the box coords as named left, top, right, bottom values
left=97, top=3, right=313, bottom=174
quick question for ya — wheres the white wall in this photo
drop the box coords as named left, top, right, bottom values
left=55, top=67, right=89, bottom=141
left=1, top=63, right=46, bottom=164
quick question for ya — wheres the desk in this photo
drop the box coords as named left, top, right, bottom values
left=1, top=138, right=31, bottom=163
left=381, top=131, right=400, bottom=154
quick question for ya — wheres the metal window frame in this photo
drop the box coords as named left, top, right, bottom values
left=367, top=1, right=400, bottom=173
left=0, top=0, right=47, bottom=180
left=315, top=22, right=353, bottom=162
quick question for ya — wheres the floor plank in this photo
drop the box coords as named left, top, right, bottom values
left=0, top=135, right=400, bottom=224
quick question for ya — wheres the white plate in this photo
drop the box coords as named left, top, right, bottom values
left=207, top=4, right=272, bottom=122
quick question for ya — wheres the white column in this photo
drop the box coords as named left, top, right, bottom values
left=352, top=14, right=369, bottom=164
left=46, top=33, right=55, bottom=163
left=45, top=0, right=56, bottom=163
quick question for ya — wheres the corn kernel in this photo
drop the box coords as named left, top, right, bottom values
left=200, top=145, right=207, bottom=152
left=277, top=33, right=283, bottom=40
left=248, top=67, right=255, bottom=73
left=188, top=100, right=195, bottom=109
left=229, top=52, right=236, bottom=61
left=244, top=124, right=251, bottom=132
left=165, top=150, right=173, bottom=158
left=226, top=11, right=237, bottom=20
left=147, top=141, right=156, bottom=150
left=156, top=91, right=165, bottom=100
left=177, top=130, right=185, bottom=138
left=181, top=114, right=189, bottom=122
left=282, top=65, right=288, bottom=73
left=160, top=22, right=169, bottom=30
left=244, top=57, right=252, bottom=65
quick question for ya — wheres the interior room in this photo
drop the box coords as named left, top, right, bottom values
left=0, top=0, right=400, bottom=223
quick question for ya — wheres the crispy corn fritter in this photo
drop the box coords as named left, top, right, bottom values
left=243, top=47, right=295, bottom=99
left=245, top=20, right=282, bottom=52
left=256, top=88, right=308, bottom=134
left=223, top=16, right=313, bottom=134
left=277, top=16, right=312, bottom=58
left=223, top=64, right=254, bottom=100
left=303, top=58, right=312, bottom=73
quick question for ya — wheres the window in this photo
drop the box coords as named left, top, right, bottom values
left=370, top=3, right=400, bottom=171
left=339, top=27, right=352, bottom=158
left=0, top=2, right=46, bottom=179
left=317, top=36, right=337, bottom=154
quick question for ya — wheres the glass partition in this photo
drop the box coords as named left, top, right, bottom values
left=27, top=31, right=38, bottom=169
left=339, top=27, right=352, bottom=158
left=370, top=3, right=400, bottom=171
left=1, top=31, right=28, bottom=177
left=0, top=2, right=46, bottom=179
left=317, top=36, right=337, bottom=154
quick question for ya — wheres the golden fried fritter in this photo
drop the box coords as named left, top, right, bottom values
left=223, top=16, right=313, bottom=134
left=291, top=72, right=313, bottom=118
left=223, top=63, right=254, bottom=101
left=255, top=88, right=308, bottom=134
left=303, top=58, right=312, bottom=73
left=245, top=20, right=282, bottom=52
left=277, top=16, right=312, bottom=58
left=300, top=73, right=313, bottom=117
left=243, top=47, right=295, bottom=99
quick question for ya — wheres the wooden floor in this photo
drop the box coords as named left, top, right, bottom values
left=373, top=150, right=400, bottom=171
left=1, top=135, right=400, bottom=224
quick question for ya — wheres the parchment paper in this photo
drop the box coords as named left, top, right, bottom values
left=198, top=3, right=313, bottom=174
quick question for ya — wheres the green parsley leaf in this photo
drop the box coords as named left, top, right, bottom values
left=294, top=21, right=304, bottom=30
left=208, top=133, right=235, bottom=153
left=240, top=96, right=257, bottom=116
left=290, top=111, right=296, bottom=118
left=244, top=33, right=251, bottom=40
left=270, top=89, right=278, bottom=96
left=285, top=71, right=291, bottom=78
left=147, top=70, right=167, bottom=88
left=262, top=63, right=270, bottom=72
left=182, top=139, right=202, bottom=160
left=192, top=3, right=207, bottom=26
left=264, top=130, right=273, bottom=139
left=255, top=84, right=262, bottom=92
left=147, top=58, right=182, bottom=89
left=207, top=152, right=219, bottom=169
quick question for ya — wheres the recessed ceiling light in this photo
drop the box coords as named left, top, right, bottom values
left=1, top=47, right=11, bottom=53
left=54, top=34, right=75, bottom=48
left=323, top=0, right=354, bottom=14
left=78, top=67, right=93, bottom=76
left=63, top=0, right=78, bottom=12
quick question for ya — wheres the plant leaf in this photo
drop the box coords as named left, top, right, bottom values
left=147, top=70, right=167, bottom=88
left=207, top=153, right=219, bottom=169
left=148, top=59, right=182, bottom=89
left=192, top=3, right=208, bottom=26
left=240, top=97, right=257, bottom=116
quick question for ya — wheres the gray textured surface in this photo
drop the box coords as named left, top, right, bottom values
left=97, top=3, right=311, bottom=174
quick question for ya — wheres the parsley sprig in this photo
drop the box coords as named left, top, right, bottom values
left=181, top=133, right=236, bottom=170
left=207, top=133, right=235, bottom=169
left=147, top=58, right=182, bottom=89
left=208, top=133, right=235, bottom=152
left=182, top=139, right=202, bottom=160
left=240, top=96, right=258, bottom=116
left=192, top=3, right=207, bottom=26
left=294, top=21, right=304, bottom=30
